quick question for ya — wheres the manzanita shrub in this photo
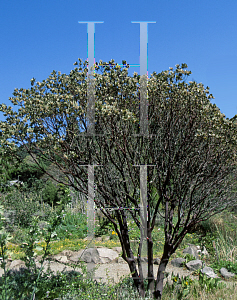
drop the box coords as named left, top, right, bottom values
left=1, top=58, right=237, bottom=299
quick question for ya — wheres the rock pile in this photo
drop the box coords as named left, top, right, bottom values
left=171, top=244, right=235, bottom=280
left=0, top=244, right=235, bottom=282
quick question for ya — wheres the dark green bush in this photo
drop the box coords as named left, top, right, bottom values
left=41, top=181, right=60, bottom=207
left=56, top=211, right=88, bottom=240
left=95, top=215, right=115, bottom=237
left=0, top=267, right=85, bottom=300
left=190, top=219, right=218, bottom=257
left=1, top=191, right=42, bottom=228
left=41, top=181, right=72, bottom=209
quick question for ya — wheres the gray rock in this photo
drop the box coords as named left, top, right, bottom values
left=79, top=248, right=100, bottom=263
left=171, top=258, right=186, bottom=268
left=9, top=260, right=26, bottom=270
left=219, top=267, right=235, bottom=279
left=183, top=245, right=199, bottom=259
left=112, top=247, right=122, bottom=254
left=201, top=266, right=218, bottom=278
left=73, top=247, right=119, bottom=264
left=53, top=255, right=69, bottom=264
left=96, top=248, right=119, bottom=263
left=35, top=260, right=83, bottom=275
left=186, top=259, right=203, bottom=271
left=68, top=249, right=85, bottom=263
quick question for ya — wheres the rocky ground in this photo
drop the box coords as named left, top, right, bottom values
left=0, top=243, right=236, bottom=289
left=0, top=248, right=198, bottom=286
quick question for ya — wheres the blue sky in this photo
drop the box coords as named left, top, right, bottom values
left=1, top=0, right=237, bottom=122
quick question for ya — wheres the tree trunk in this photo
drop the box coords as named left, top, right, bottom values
left=120, top=224, right=145, bottom=298
left=127, top=259, right=145, bottom=298
left=147, top=230, right=155, bottom=294
left=153, top=248, right=170, bottom=299
left=121, top=247, right=145, bottom=298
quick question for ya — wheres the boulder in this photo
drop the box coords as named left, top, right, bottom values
left=112, top=247, right=122, bottom=254
left=186, top=259, right=203, bottom=271
left=171, top=258, right=186, bottom=268
left=4, top=260, right=27, bottom=277
left=183, top=245, right=199, bottom=259
left=96, top=248, right=119, bottom=263
left=219, top=267, right=235, bottom=279
left=35, top=260, right=82, bottom=275
left=201, top=266, right=218, bottom=278
left=52, top=255, right=69, bottom=264
left=9, top=260, right=26, bottom=270
left=80, top=248, right=100, bottom=264
left=76, top=247, right=119, bottom=264
left=62, top=249, right=84, bottom=263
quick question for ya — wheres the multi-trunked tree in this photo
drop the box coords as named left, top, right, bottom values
left=0, top=59, right=237, bottom=299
